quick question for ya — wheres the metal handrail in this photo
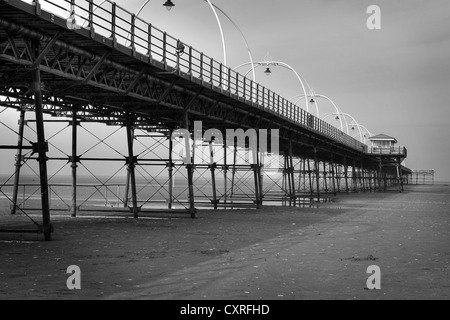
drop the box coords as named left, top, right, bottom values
left=30, top=0, right=367, bottom=152
left=367, top=146, right=407, bottom=155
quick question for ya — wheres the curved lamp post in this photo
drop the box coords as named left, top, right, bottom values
left=357, top=124, right=373, bottom=144
left=234, top=56, right=313, bottom=114
left=289, top=93, right=345, bottom=129
left=320, top=112, right=349, bottom=134
left=339, top=112, right=364, bottom=143
left=319, top=111, right=372, bottom=144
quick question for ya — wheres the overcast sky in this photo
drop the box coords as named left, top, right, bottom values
left=129, top=0, right=448, bottom=180
left=2, top=0, right=449, bottom=181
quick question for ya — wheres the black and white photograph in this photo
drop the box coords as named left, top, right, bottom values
left=0, top=0, right=449, bottom=306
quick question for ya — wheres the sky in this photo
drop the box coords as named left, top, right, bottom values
left=1, top=0, right=450, bottom=181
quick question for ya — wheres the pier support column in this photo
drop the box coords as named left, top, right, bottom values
left=11, top=108, right=26, bottom=215
left=124, top=166, right=130, bottom=207
left=209, top=141, right=218, bottom=210
left=378, top=158, right=384, bottom=191
left=396, top=156, right=404, bottom=193
left=307, top=158, right=313, bottom=198
left=313, top=147, right=321, bottom=201
left=360, top=160, right=366, bottom=192
left=70, top=111, right=79, bottom=217
left=352, top=159, right=358, bottom=192
left=251, top=141, right=262, bottom=209
left=223, top=135, right=228, bottom=208
left=299, top=158, right=306, bottom=194
left=288, top=141, right=296, bottom=207
left=323, top=162, right=328, bottom=193
left=331, top=154, right=337, bottom=196
left=31, top=39, right=52, bottom=241
left=168, top=131, right=174, bottom=209
left=183, top=111, right=196, bottom=218
left=259, top=151, right=264, bottom=207
left=125, top=112, right=139, bottom=218
left=230, top=142, right=237, bottom=199
left=344, top=157, right=349, bottom=193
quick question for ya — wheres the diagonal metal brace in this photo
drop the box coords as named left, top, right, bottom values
left=125, top=68, right=145, bottom=94
left=31, top=30, right=62, bottom=69
left=83, top=51, right=111, bottom=84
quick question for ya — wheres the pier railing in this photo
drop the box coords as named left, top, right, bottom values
left=21, top=0, right=368, bottom=153
left=367, top=146, right=407, bottom=157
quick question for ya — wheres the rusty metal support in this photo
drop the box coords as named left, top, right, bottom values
left=11, top=108, right=26, bottom=215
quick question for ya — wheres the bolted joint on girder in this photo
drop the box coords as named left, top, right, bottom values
left=68, top=155, right=80, bottom=163
left=125, top=156, right=138, bottom=166
left=166, top=161, right=175, bottom=169
left=31, top=141, right=48, bottom=154
left=208, top=163, right=217, bottom=170
left=185, top=163, right=195, bottom=170
left=68, top=120, right=81, bottom=126
left=14, top=154, right=25, bottom=164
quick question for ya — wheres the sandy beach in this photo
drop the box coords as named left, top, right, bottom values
left=0, top=184, right=449, bottom=300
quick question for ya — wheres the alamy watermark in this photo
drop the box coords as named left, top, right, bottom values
left=366, top=265, right=381, bottom=290
left=171, top=121, right=281, bottom=170
left=367, top=5, right=381, bottom=30
left=66, top=265, right=81, bottom=290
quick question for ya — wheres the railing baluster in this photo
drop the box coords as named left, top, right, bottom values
left=162, top=32, right=167, bottom=66
left=111, top=2, right=116, bottom=43
left=243, top=76, right=246, bottom=100
left=210, top=57, right=214, bottom=84
left=34, top=0, right=41, bottom=15
left=147, top=23, right=152, bottom=57
left=256, top=83, right=260, bottom=106
left=227, top=66, right=231, bottom=93
left=200, top=52, right=204, bottom=80
left=219, top=63, right=223, bottom=88
left=189, top=46, right=193, bottom=76
left=130, top=14, right=135, bottom=55
left=88, top=0, right=93, bottom=29
left=272, top=92, right=276, bottom=113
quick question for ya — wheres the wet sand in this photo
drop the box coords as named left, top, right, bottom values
left=0, top=184, right=449, bottom=300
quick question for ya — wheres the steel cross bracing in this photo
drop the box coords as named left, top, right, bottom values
left=0, top=0, right=411, bottom=240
